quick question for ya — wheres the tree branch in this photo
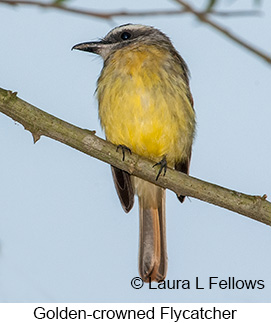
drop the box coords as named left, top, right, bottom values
left=1, top=0, right=269, bottom=64
left=0, top=0, right=186, bottom=18
left=1, top=87, right=270, bottom=226
left=0, top=0, right=261, bottom=19
left=173, top=0, right=271, bottom=65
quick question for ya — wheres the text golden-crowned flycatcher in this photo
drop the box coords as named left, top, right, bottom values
left=73, top=24, right=196, bottom=282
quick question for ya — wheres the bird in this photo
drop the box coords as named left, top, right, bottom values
left=72, top=24, right=196, bottom=282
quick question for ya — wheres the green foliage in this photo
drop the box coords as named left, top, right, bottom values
left=52, top=0, right=71, bottom=6
left=206, top=0, right=217, bottom=12
left=205, top=0, right=263, bottom=11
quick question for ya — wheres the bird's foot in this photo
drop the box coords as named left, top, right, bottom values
left=153, top=156, right=167, bottom=181
left=116, top=144, right=132, bottom=161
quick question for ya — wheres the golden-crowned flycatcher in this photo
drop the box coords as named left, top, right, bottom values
left=73, top=24, right=196, bottom=282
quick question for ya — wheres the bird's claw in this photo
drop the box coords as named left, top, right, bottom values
left=153, top=156, right=167, bottom=181
left=116, top=145, right=132, bottom=161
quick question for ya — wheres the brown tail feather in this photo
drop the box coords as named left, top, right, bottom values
left=137, top=182, right=167, bottom=282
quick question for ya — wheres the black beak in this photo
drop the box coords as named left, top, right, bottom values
left=72, top=41, right=101, bottom=54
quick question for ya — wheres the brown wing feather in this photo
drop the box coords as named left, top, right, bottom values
left=175, top=148, right=192, bottom=203
left=175, top=88, right=194, bottom=203
left=111, top=166, right=134, bottom=213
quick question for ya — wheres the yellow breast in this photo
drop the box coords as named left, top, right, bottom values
left=97, top=44, right=195, bottom=165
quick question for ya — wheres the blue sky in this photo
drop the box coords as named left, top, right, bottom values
left=0, top=0, right=270, bottom=302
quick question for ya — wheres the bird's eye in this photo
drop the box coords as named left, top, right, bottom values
left=121, top=32, right=131, bottom=40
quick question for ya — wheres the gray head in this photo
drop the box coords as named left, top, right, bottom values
left=72, top=24, right=178, bottom=61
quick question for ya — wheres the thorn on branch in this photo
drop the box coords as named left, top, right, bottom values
left=2, top=90, right=18, bottom=103
left=32, top=132, right=41, bottom=143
